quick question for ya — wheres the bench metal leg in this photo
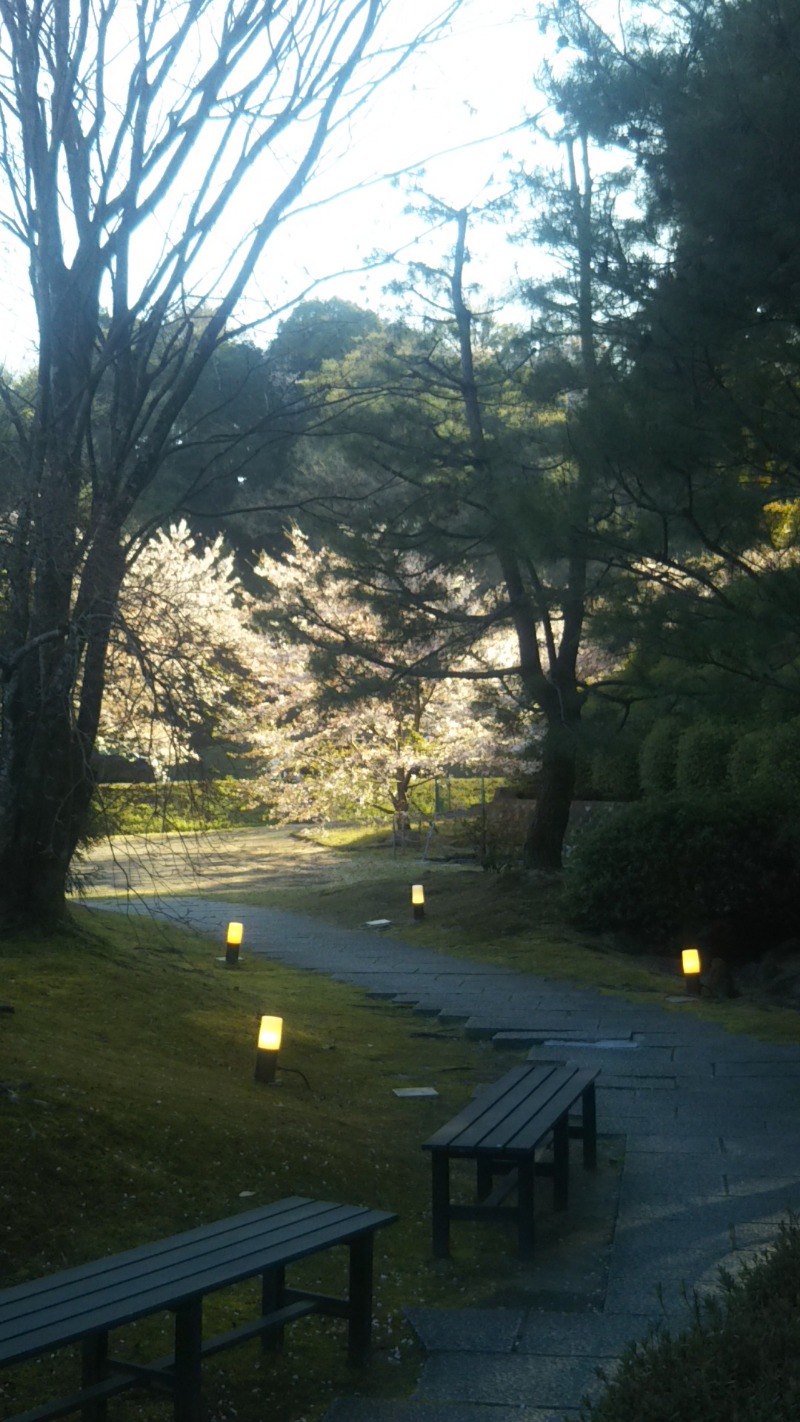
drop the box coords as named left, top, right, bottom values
left=553, top=1115, right=569, bottom=1210
left=582, top=1082, right=597, bottom=1168
left=431, top=1150, right=451, bottom=1258
left=173, top=1296, right=203, bottom=1422
left=81, top=1331, right=109, bottom=1422
left=517, top=1158, right=535, bottom=1260
left=261, top=1265, right=286, bottom=1352
left=347, top=1234, right=374, bottom=1365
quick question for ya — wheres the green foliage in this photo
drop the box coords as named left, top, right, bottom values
left=727, top=729, right=765, bottom=795
left=674, top=722, right=737, bottom=795
left=582, top=1218, right=800, bottom=1422
left=589, top=737, right=641, bottom=801
left=87, top=777, right=505, bottom=837
left=639, top=719, right=683, bottom=797
left=741, top=719, right=800, bottom=802
left=87, top=780, right=274, bottom=836
left=563, top=793, right=800, bottom=946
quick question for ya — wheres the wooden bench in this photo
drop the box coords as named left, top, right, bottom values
left=422, top=1061, right=598, bottom=1261
left=0, top=1195, right=396, bottom=1422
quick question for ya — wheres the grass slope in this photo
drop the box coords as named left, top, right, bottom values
left=1, top=906, right=559, bottom=1422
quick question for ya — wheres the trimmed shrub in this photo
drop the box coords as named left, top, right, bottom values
left=728, top=728, right=767, bottom=794
left=674, top=721, right=737, bottom=795
left=750, top=718, right=800, bottom=802
left=638, top=719, right=683, bottom=796
left=563, top=792, right=800, bottom=947
left=589, top=738, right=641, bottom=801
left=580, top=1218, right=800, bottom=1422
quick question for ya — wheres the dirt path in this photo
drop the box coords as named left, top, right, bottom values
left=78, top=826, right=353, bottom=898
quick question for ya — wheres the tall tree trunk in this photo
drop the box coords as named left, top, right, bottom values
left=0, top=524, right=125, bottom=929
left=523, top=709, right=581, bottom=871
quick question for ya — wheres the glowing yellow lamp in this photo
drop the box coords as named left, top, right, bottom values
left=255, top=1015, right=283, bottom=1084
left=682, top=948, right=701, bottom=976
left=411, top=884, right=425, bottom=920
left=225, top=921, right=244, bottom=966
left=257, top=1016, right=283, bottom=1052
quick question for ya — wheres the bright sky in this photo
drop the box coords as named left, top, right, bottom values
left=0, top=0, right=557, bottom=370
left=239, top=0, right=553, bottom=330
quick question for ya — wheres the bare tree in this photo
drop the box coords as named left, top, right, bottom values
left=0, top=0, right=461, bottom=929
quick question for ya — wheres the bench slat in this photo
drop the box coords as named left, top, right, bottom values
left=423, top=1064, right=593, bottom=1154
left=478, top=1070, right=598, bottom=1153
left=422, top=1063, right=562, bottom=1151
left=0, top=1200, right=395, bottom=1366
left=1, top=1196, right=312, bottom=1315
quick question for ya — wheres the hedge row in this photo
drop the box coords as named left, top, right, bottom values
left=583, top=716, right=800, bottom=804
left=582, top=1218, right=800, bottom=1422
left=563, top=791, right=800, bottom=949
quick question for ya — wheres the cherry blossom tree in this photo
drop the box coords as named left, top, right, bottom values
left=98, top=522, right=267, bottom=779
left=251, top=527, right=528, bottom=828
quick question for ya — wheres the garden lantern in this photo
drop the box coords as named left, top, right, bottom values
left=255, top=1016, right=283, bottom=1084
left=681, top=947, right=701, bottom=994
left=225, top=921, right=244, bottom=967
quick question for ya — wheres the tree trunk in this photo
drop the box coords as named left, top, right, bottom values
left=392, top=765, right=414, bottom=841
left=0, top=527, right=125, bottom=931
left=523, top=723, right=579, bottom=871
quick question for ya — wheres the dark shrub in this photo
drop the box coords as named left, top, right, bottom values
left=727, top=728, right=766, bottom=794
left=563, top=792, right=800, bottom=949
left=749, top=718, right=800, bottom=802
left=580, top=1219, right=800, bottom=1422
left=589, top=737, right=641, bottom=801
left=639, top=719, right=683, bottom=796
left=674, top=721, right=737, bottom=794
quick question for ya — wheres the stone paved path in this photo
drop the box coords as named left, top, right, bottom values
left=105, top=896, right=800, bottom=1422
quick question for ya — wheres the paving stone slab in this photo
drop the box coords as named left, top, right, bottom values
left=677, top=1081, right=800, bottom=1105
left=414, top=1353, right=607, bottom=1410
left=464, top=1019, right=601, bottom=1040
left=325, top=1403, right=577, bottom=1422
left=726, top=1219, right=785, bottom=1249
left=720, top=1132, right=800, bottom=1156
left=627, top=1133, right=725, bottom=1154
left=609, top=1222, right=738, bottom=1272
left=518, top=1309, right=670, bottom=1356
left=597, top=1092, right=678, bottom=1119
left=603, top=1273, right=725, bottom=1316
left=674, top=1106, right=770, bottom=1131
left=716, top=1184, right=800, bottom=1222
left=404, top=1308, right=524, bottom=1354
left=578, top=1051, right=677, bottom=1074
left=613, top=1186, right=730, bottom=1224
left=634, top=1030, right=695, bottom=1045
left=599, top=1075, right=677, bottom=1090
